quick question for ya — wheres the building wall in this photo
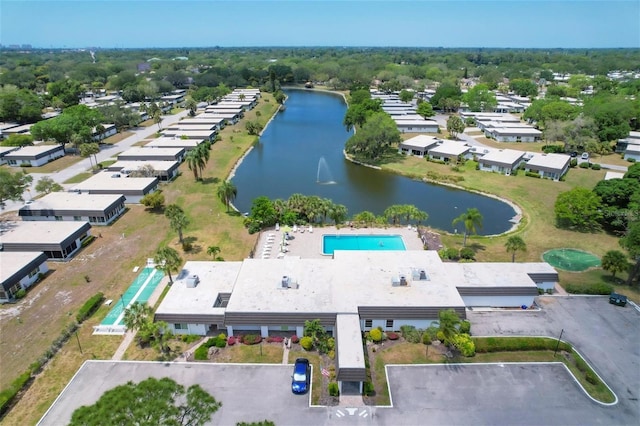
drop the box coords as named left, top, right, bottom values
left=360, top=318, right=437, bottom=332
left=170, top=323, right=207, bottom=335
left=461, top=295, right=535, bottom=308
left=7, top=149, right=64, bottom=167
left=624, top=152, right=640, bottom=162
left=0, top=262, right=48, bottom=303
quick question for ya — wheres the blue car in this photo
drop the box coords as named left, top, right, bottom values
left=291, top=358, right=310, bottom=394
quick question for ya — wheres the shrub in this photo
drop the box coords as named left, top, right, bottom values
left=570, top=158, right=578, bottom=168
left=473, top=336, right=571, bottom=353
left=194, top=346, right=209, bottom=360
left=579, top=162, right=590, bottom=169
left=215, top=339, right=227, bottom=348
left=436, top=331, right=445, bottom=342
left=387, top=332, right=399, bottom=340
left=452, top=333, right=476, bottom=357
left=76, top=292, right=104, bottom=323
left=459, top=247, right=475, bottom=260
left=242, top=334, right=262, bottom=345
left=182, top=241, right=193, bottom=252
left=564, top=283, right=613, bottom=295
left=328, top=350, right=335, bottom=359
left=422, top=332, right=432, bottom=345
left=363, top=381, right=375, bottom=396
left=542, top=144, right=564, bottom=154
left=328, top=382, right=340, bottom=397
left=291, top=335, right=299, bottom=344
left=227, top=336, right=236, bottom=346
left=300, top=336, right=313, bottom=350
left=459, top=320, right=471, bottom=334
left=14, top=289, right=26, bottom=299
left=591, top=163, right=601, bottom=170
left=369, top=328, right=383, bottom=342
left=585, top=370, right=598, bottom=385
left=424, top=326, right=439, bottom=342
left=0, top=371, right=32, bottom=416
left=327, top=337, right=335, bottom=350
left=525, top=171, right=541, bottom=178
left=266, top=336, right=284, bottom=343
left=180, top=334, right=200, bottom=344
left=217, top=333, right=227, bottom=341
left=400, top=325, right=423, bottom=343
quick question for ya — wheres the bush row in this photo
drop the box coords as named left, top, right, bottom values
left=564, top=283, right=613, bottom=295
left=76, top=292, right=104, bottom=323
left=473, top=336, right=571, bottom=353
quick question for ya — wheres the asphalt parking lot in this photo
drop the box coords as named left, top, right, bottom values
left=40, top=296, right=640, bottom=425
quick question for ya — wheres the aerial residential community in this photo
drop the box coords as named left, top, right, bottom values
left=1, top=1, right=639, bottom=425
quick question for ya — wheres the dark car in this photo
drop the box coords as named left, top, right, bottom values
left=291, top=358, right=310, bottom=394
left=609, top=292, right=628, bottom=307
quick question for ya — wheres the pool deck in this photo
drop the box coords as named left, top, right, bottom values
left=256, top=225, right=426, bottom=260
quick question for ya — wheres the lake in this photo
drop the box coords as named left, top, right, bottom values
left=231, top=89, right=516, bottom=235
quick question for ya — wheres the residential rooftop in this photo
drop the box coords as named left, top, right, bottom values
left=18, top=192, right=125, bottom=212
left=0, top=221, right=90, bottom=245
left=526, top=153, right=571, bottom=170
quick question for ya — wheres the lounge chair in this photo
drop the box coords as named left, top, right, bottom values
left=309, top=226, right=313, bottom=233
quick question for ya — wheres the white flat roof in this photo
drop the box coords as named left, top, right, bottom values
left=454, top=263, right=543, bottom=288
left=118, top=147, right=184, bottom=157
left=0, top=146, right=19, bottom=156
left=0, top=221, right=89, bottom=244
left=0, top=251, right=47, bottom=284
left=491, top=127, right=542, bottom=136
left=19, top=192, right=124, bottom=211
left=180, top=117, right=224, bottom=125
left=145, top=139, right=200, bottom=149
left=401, top=135, right=441, bottom=149
left=478, top=120, right=531, bottom=128
left=604, top=171, right=625, bottom=180
left=480, top=149, right=525, bottom=165
left=462, top=112, right=520, bottom=122
left=72, top=172, right=157, bottom=191
left=429, top=141, right=470, bottom=156
left=4, top=145, right=62, bottom=157
left=109, top=160, right=179, bottom=173
left=526, top=153, right=571, bottom=170
left=155, top=261, right=242, bottom=317
left=168, top=125, right=217, bottom=132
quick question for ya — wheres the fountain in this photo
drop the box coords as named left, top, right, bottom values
left=316, top=156, right=336, bottom=184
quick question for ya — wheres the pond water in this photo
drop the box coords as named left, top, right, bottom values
left=231, top=89, right=516, bottom=235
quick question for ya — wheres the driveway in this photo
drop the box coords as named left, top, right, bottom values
left=467, top=296, right=640, bottom=420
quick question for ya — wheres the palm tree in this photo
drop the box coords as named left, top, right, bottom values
left=452, top=208, right=483, bottom=247
left=196, top=142, right=211, bottom=178
left=165, top=204, right=189, bottom=244
left=153, top=110, right=162, bottom=131
left=123, top=302, right=153, bottom=334
left=504, top=235, right=527, bottom=262
left=154, top=246, right=183, bottom=284
left=217, top=181, right=237, bottom=212
left=207, top=245, right=221, bottom=261
left=185, top=149, right=203, bottom=180
left=436, top=309, right=461, bottom=346
left=185, top=97, right=197, bottom=117
left=328, top=204, right=348, bottom=225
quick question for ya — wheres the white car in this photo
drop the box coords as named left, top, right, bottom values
left=581, top=152, right=589, bottom=160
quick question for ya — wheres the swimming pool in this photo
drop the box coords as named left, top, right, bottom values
left=323, top=234, right=406, bottom=255
left=100, top=267, right=164, bottom=327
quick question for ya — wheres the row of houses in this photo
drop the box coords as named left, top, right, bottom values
left=370, top=91, right=440, bottom=134
left=1, top=89, right=263, bottom=303
left=616, top=131, right=640, bottom=162
left=460, top=112, right=542, bottom=143
left=399, top=135, right=571, bottom=180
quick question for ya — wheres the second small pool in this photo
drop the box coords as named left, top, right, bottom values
left=323, top=234, right=406, bottom=255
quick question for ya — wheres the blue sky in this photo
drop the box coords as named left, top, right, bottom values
left=1, top=0, right=639, bottom=48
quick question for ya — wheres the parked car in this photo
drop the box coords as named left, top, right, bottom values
left=291, top=358, right=310, bottom=394
left=609, top=292, right=628, bottom=307
left=581, top=152, right=590, bottom=160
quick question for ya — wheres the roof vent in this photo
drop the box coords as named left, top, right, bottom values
left=399, top=275, right=408, bottom=286
left=419, top=270, right=427, bottom=280
left=186, top=275, right=199, bottom=288
left=281, top=275, right=291, bottom=288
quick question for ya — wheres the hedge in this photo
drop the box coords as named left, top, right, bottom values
left=0, top=372, right=32, bottom=417
left=473, top=336, right=571, bottom=353
left=564, top=283, right=613, bottom=295
left=76, top=292, right=104, bottom=323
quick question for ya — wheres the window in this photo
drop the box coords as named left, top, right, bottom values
left=386, top=319, right=394, bottom=329
left=55, top=216, right=63, bottom=221
left=364, top=319, right=372, bottom=328
left=174, top=323, right=188, bottom=330
left=28, top=268, right=39, bottom=278
left=74, top=216, right=82, bottom=221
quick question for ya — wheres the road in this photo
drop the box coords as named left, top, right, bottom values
left=1, top=111, right=189, bottom=213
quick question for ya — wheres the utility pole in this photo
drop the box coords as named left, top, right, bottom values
left=553, top=329, right=564, bottom=356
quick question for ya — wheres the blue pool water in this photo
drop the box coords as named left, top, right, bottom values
left=323, top=235, right=406, bottom=255
left=101, top=267, right=164, bottom=326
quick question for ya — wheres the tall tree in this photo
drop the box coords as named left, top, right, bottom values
left=554, top=187, right=602, bottom=231
left=185, top=97, right=197, bottom=117
left=452, top=208, right=483, bottom=247
left=217, top=181, right=238, bottom=212
left=79, top=142, right=100, bottom=169
left=185, top=148, right=205, bottom=181
left=35, top=176, right=63, bottom=195
left=344, top=111, right=401, bottom=161
left=154, top=246, right=183, bottom=284
left=122, top=302, right=153, bottom=335
left=620, top=220, right=640, bottom=285
left=416, top=101, right=435, bottom=118
left=601, top=250, right=629, bottom=279
left=446, top=115, right=465, bottom=140
left=436, top=309, right=461, bottom=346
left=504, top=235, right=527, bottom=262
left=462, top=84, right=497, bottom=112
left=165, top=204, right=189, bottom=244
left=69, top=377, right=221, bottom=426
left=207, top=245, right=222, bottom=261
left=0, top=169, right=32, bottom=209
